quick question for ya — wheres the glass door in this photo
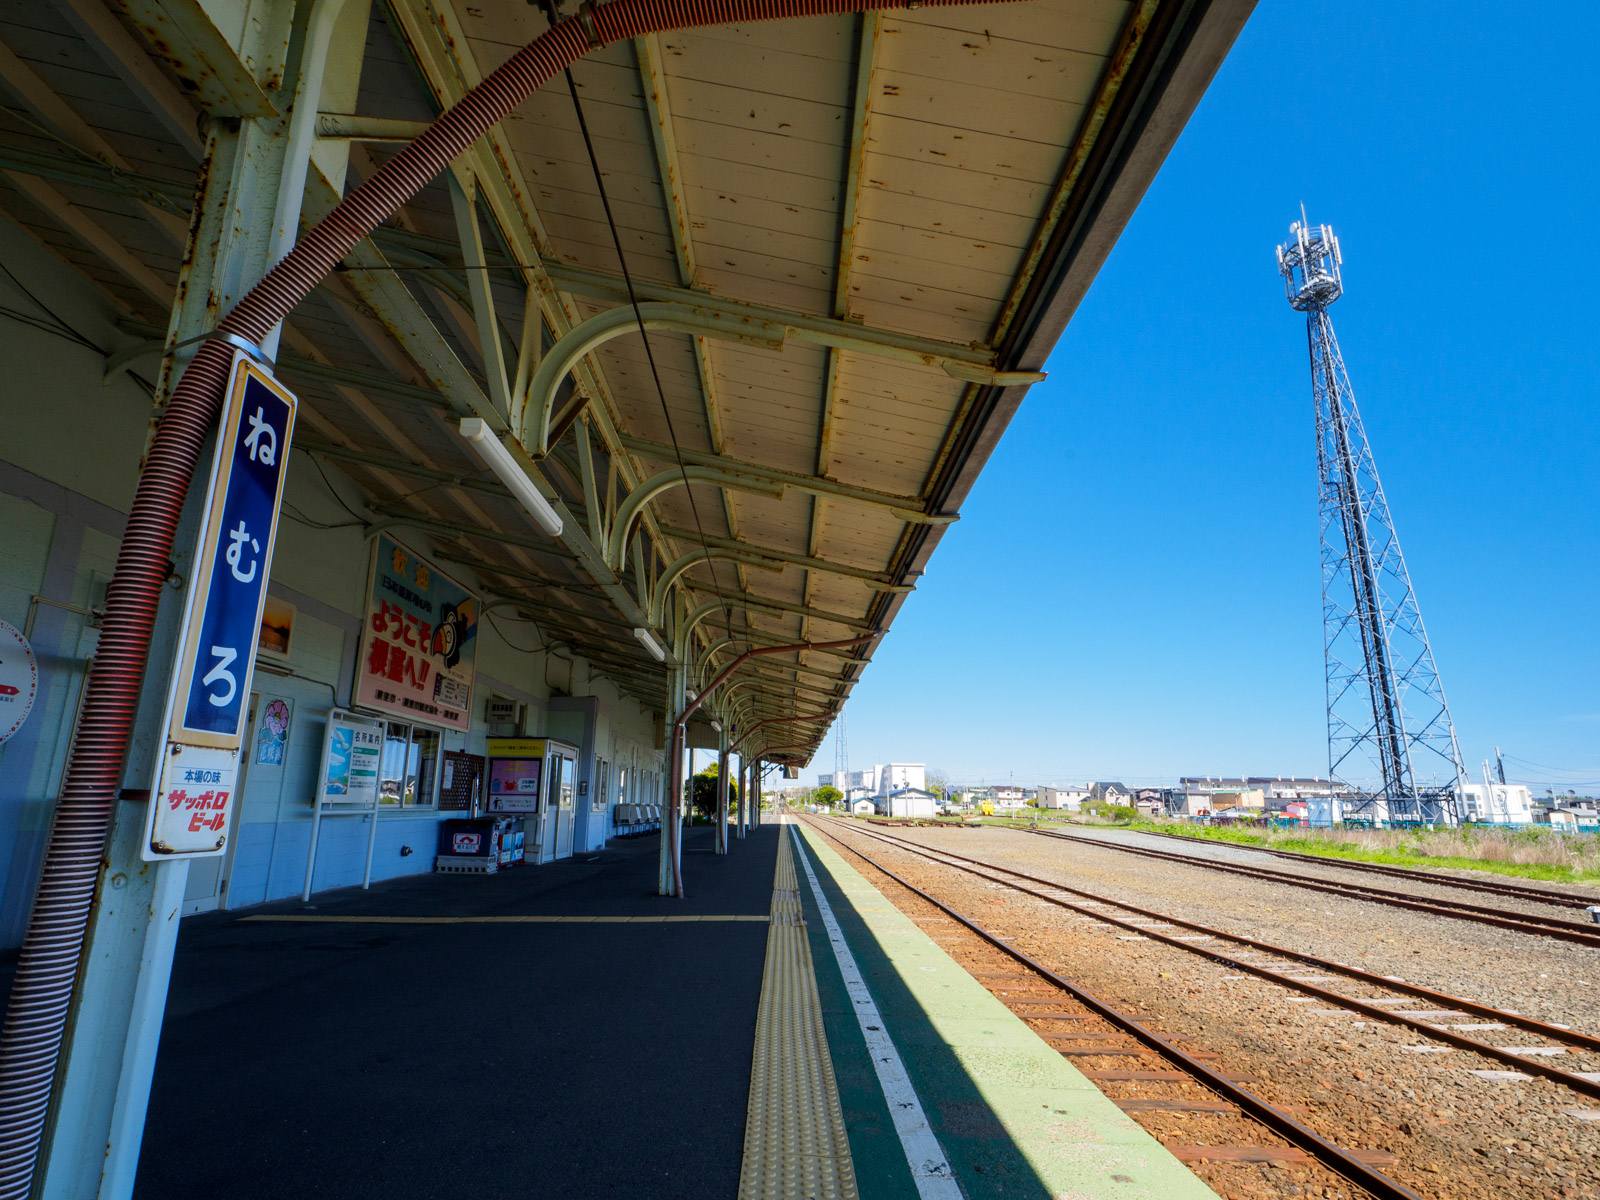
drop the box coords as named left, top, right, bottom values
left=553, top=753, right=576, bottom=859
left=533, top=752, right=558, bottom=864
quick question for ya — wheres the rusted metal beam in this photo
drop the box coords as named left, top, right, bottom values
left=118, top=0, right=280, bottom=118
left=634, top=33, right=696, bottom=288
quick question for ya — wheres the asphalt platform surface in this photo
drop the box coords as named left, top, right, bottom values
left=131, top=824, right=778, bottom=1199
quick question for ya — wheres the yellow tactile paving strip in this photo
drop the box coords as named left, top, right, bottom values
left=241, top=914, right=768, bottom=924
left=738, top=823, right=858, bottom=1200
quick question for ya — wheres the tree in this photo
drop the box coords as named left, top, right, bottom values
left=815, top=784, right=843, bottom=809
left=926, top=767, right=951, bottom=800
left=691, top=761, right=738, bottom=819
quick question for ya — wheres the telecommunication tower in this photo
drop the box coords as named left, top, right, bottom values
left=833, top=706, right=850, bottom=797
left=1276, top=215, right=1468, bottom=823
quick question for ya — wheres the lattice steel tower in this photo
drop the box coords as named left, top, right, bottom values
left=1277, top=216, right=1467, bottom=823
left=833, top=706, right=850, bottom=797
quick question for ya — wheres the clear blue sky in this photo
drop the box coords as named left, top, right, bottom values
left=824, top=0, right=1600, bottom=794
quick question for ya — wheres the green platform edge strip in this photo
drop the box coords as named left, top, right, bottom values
left=794, top=822, right=1220, bottom=1200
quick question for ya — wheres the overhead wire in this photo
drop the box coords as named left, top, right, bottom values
left=544, top=2, right=738, bottom=668
left=0, top=255, right=156, bottom=394
left=487, top=607, right=549, bottom=655
left=305, top=452, right=374, bottom=524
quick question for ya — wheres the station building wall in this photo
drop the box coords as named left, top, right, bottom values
left=0, top=217, right=665, bottom=947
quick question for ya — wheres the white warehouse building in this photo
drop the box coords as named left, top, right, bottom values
left=818, top=763, right=926, bottom=797
left=1460, top=782, right=1535, bottom=824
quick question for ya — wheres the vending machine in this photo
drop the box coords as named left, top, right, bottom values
left=485, top=738, right=580, bottom=864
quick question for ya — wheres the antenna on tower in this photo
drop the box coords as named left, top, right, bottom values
left=1277, top=217, right=1468, bottom=826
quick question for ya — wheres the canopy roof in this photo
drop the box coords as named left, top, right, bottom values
left=0, top=0, right=1251, bottom=763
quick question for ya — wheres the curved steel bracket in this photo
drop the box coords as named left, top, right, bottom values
left=649, top=548, right=782, bottom=626
left=522, top=302, right=787, bottom=454
left=607, top=466, right=782, bottom=571
left=521, top=300, right=1050, bottom=458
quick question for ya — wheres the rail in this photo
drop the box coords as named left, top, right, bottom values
left=816, top=817, right=1600, bottom=1101
left=799, top=816, right=1425, bottom=1200
left=1021, top=825, right=1600, bottom=948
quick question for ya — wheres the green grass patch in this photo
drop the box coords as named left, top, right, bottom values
left=1123, top=820, right=1600, bottom=885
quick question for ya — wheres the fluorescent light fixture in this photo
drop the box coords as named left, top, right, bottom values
left=633, top=626, right=666, bottom=662
left=710, top=719, right=722, bottom=733
left=459, top=418, right=562, bottom=538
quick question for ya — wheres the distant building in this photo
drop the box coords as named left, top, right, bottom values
left=818, top=767, right=879, bottom=794
left=851, top=798, right=877, bottom=816
left=1460, top=782, right=1535, bottom=824
left=818, top=763, right=926, bottom=799
left=878, top=787, right=938, bottom=819
left=1180, top=777, right=1265, bottom=810
left=1545, top=803, right=1600, bottom=831
left=1036, top=785, right=1088, bottom=811
left=1247, top=776, right=1335, bottom=802
left=1132, top=789, right=1164, bottom=817
left=1089, top=782, right=1131, bottom=804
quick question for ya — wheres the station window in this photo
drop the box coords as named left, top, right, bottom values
left=593, top=758, right=610, bottom=812
left=377, top=720, right=442, bottom=808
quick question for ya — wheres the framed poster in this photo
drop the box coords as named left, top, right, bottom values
left=354, top=535, right=478, bottom=732
left=254, top=697, right=292, bottom=765
left=487, top=756, right=543, bottom=812
left=258, top=594, right=296, bottom=660
left=317, top=709, right=383, bottom=808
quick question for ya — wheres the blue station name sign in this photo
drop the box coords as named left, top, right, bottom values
left=144, top=351, right=297, bottom=859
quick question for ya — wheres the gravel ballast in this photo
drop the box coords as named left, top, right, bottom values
left=816, top=819, right=1600, bottom=1200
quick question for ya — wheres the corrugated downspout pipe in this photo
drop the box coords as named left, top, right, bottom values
left=666, top=635, right=876, bottom=895
left=0, top=1, right=1007, bottom=1189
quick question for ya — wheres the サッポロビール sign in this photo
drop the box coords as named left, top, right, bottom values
left=144, top=353, right=296, bottom=859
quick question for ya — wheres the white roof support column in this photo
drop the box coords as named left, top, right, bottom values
left=34, top=4, right=360, bottom=1195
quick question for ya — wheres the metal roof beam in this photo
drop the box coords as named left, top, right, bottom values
left=651, top=524, right=911, bottom=591
left=522, top=301, right=1043, bottom=458
left=607, top=466, right=783, bottom=572
left=634, top=32, right=697, bottom=288
left=617, top=436, right=956, bottom=529
left=541, top=260, right=1005, bottom=369
left=364, top=226, right=1009, bottom=371
left=649, top=549, right=783, bottom=627
left=673, top=595, right=871, bottom=661
left=117, top=0, right=278, bottom=118
left=703, top=645, right=862, bottom=691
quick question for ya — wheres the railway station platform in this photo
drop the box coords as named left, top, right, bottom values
left=73, top=819, right=1214, bottom=1199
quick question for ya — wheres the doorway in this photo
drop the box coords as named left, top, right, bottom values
left=552, top=751, right=576, bottom=859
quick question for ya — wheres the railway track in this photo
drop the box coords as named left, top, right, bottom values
left=1118, top=825, right=1600, bottom=910
left=1013, top=824, right=1600, bottom=948
left=815, top=816, right=1600, bottom=1101
left=798, top=817, right=1423, bottom=1200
